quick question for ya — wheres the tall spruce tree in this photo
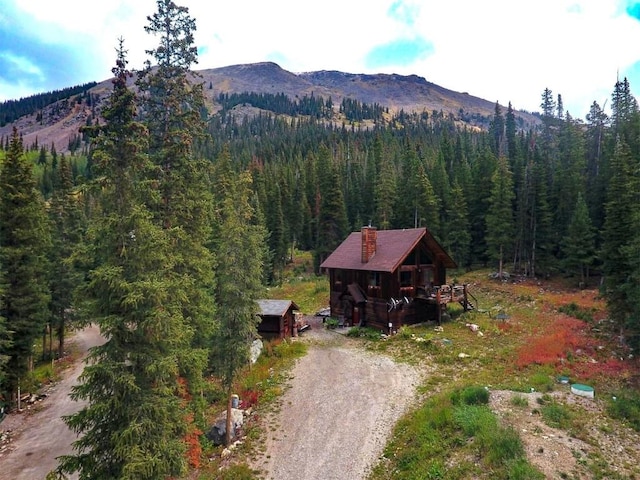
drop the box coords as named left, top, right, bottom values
left=210, top=148, right=265, bottom=445
left=0, top=127, right=51, bottom=402
left=561, top=193, right=596, bottom=285
left=48, top=155, right=85, bottom=358
left=445, top=181, right=471, bottom=268
left=485, top=156, right=515, bottom=278
left=137, top=0, right=216, bottom=418
left=314, top=144, right=348, bottom=270
left=602, top=137, right=638, bottom=347
left=55, top=43, right=190, bottom=480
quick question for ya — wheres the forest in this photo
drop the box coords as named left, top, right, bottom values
left=0, top=0, right=639, bottom=478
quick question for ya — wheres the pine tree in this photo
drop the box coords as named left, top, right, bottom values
left=137, top=0, right=216, bottom=419
left=602, top=137, right=638, bottom=346
left=55, top=42, right=189, bottom=480
left=561, top=193, right=596, bottom=285
left=488, top=101, right=505, bottom=155
left=485, top=156, right=515, bottom=278
left=48, top=155, right=85, bottom=358
left=445, top=181, right=471, bottom=268
left=210, top=148, right=265, bottom=445
left=0, top=127, right=51, bottom=402
left=315, top=145, right=348, bottom=270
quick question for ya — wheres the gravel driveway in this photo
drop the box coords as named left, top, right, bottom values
left=251, top=317, right=422, bottom=480
left=0, top=324, right=104, bottom=480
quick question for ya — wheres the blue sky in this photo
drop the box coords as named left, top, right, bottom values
left=1, top=0, right=639, bottom=119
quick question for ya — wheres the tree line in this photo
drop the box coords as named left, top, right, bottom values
left=0, top=82, right=97, bottom=127
left=0, top=0, right=638, bottom=476
left=1, top=1, right=265, bottom=478
left=202, top=82, right=639, bottom=352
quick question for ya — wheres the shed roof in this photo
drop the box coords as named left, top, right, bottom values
left=319, top=227, right=457, bottom=272
left=256, top=299, right=300, bottom=317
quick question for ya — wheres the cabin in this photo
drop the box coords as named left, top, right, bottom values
left=256, top=299, right=300, bottom=339
left=320, top=227, right=473, bottom=332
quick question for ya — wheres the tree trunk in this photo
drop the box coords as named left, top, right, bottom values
left=57, top=320, right=65, bottom=359
left=225, top=388, right=233, bottom=446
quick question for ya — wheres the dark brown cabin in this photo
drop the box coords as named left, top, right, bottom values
left=320, top=227, right=470, bottom=332
left=256, top=299, right=300, bottom=339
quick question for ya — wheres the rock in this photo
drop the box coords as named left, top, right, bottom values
left=206, top=408, right=244, bottom=446
left=250, top=339, right=263, bottom=364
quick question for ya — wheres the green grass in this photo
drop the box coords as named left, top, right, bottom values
left=607, top=390, right=640, bottom=431
left=369, top=386, right=544, bottom=480
left=206, top=266, right=639, bottom=480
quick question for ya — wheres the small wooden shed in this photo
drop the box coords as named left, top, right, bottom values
left=256, top=299, right=300, bottom=339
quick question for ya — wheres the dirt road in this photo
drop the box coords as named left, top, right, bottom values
left=0, top=325, right=104, bottom=480
left=251, top=319, right=422, bottom=480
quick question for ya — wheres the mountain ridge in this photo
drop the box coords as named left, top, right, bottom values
left=1, top=61, right=539, bottom=153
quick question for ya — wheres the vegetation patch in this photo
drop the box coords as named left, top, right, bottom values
left=370, top=386, right=544, bottom=480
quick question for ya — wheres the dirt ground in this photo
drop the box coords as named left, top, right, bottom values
left=2, top=316, right=639, bottom=480
left=0, top=324, right=104, bottom=480
left=248, top=316, right=424, bottom=480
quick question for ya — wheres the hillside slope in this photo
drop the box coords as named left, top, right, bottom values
left=1, top=62, right=539, bottom=153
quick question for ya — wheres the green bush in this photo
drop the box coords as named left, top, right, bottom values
left=505, top=458, right=546, bottom=479
left=607, top=391, right=640, bottom=431
left=453, top=405, right=497, bottom=436
left=346, top=326, right=382, bottom=339
left=482, top=426, right=525, bottom=466
left=451, top=385, right=490, bottom=406
left=510, top=394, right=529, bottom=408
left=541, top=402, right=573, bottom=429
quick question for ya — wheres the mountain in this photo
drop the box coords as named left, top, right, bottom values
left=1, top=62, right=539, bottom=153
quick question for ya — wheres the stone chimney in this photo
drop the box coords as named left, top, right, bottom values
left=361, top=226, right=377, bottom=263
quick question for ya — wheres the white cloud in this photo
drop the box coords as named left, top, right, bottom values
left=4, top=0, right=640, bottom=117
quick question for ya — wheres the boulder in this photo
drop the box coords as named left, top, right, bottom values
left=206, top=408, right=244, bottom=446
left=250, top=339, right=263, bottom=364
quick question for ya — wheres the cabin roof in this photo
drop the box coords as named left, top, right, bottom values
left=256, top=299, right=299, bottom=317
left=319, top=227, right=457, bottom=272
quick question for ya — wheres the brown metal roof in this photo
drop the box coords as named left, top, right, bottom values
left=319, top=227, right=457, bottom=272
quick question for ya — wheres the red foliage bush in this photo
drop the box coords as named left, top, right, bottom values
left=515, top=315, right=590, bottom=368
left=183, top=413, right=203, bottom=468
left=239, top=388, right=260, bottom=409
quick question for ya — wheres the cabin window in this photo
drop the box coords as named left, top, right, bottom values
left=399, top=269, right=413, bottom=287
left=402, top=251, right=416, bottom=266
left=420, top=266, right=434, bottom=287
left=333, top=270, right=343, bottom=292
left=367, top=271, right=381, bottom=297
left=419, top=250, right=433, bottom=264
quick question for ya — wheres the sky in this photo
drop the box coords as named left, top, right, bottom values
left=1, top=0, right=640, bottom=119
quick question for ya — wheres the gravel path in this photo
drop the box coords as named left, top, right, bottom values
left=0, top=325, right=104, bottom=480
left=251, top=318, right=422, bottom=480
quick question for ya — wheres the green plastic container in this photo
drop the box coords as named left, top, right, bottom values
left=571, top=383, right=595, bottom=398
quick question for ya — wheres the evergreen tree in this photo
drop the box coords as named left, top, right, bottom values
left=314, top=145, right=348, bottom=270
left=561, top=193, right=596, bottom=285
left=55, top=42, right=189, bottom=480
left=445, top=181, right=471, bottom=267
left=584, top=101, right=609, bottom=230
left=552, top=112, right=586, bottom=248
left=485, top=156, right=515, bottom=278
left=137, top=0, right=216, bottom=418
left=48, top=155, right=85, bottom=358
left=265, top=183, right=287, bottom=282
left=602, top=137, right=638, bottom=347
left=505, top=102, right=518, bottom=166
left=488, top=101, right=505, bottom=155
left=0, top=127, right=51, bottom=402
left=374, top=154, right=397, bottom=230
left=210, top=148, right=265, bottom=445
